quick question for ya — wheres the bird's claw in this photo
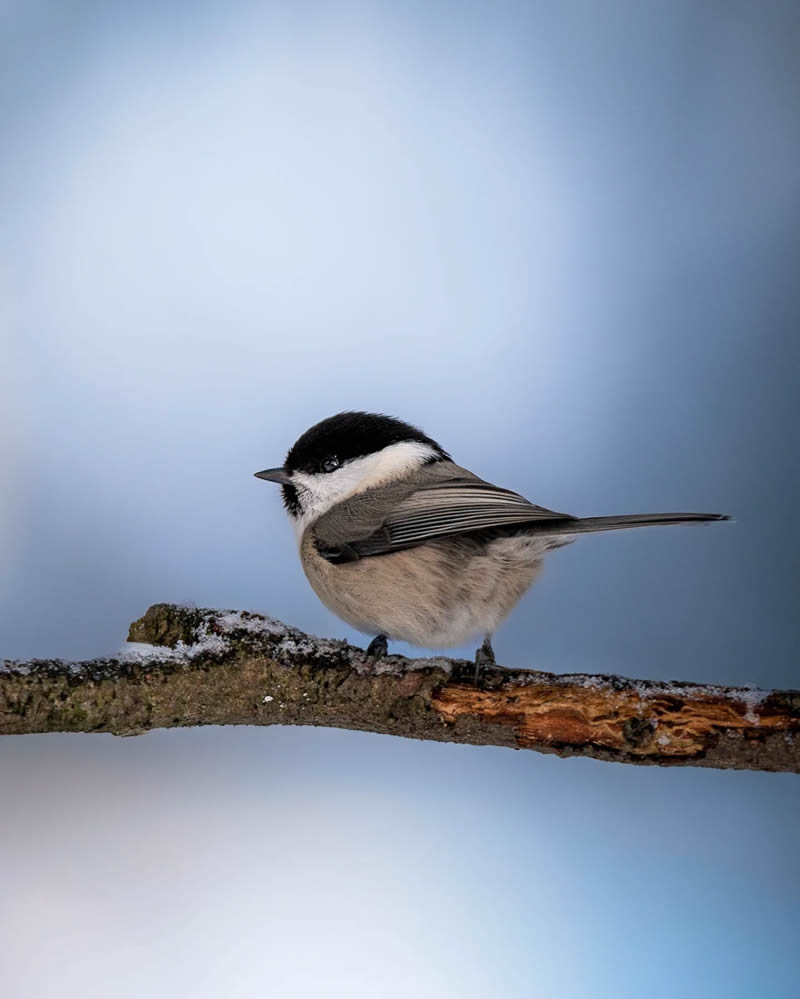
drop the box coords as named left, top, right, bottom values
left=473, top=636, right=495, bottom=686
left=366, top=634, right=388, bottom=660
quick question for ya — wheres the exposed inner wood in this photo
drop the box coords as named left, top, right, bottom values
left=433, top=683, right=791, bottom=757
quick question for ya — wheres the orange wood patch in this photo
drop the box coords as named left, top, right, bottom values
left=433, top=682, right=793, bottom=757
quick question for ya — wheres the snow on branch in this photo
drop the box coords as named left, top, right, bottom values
left=1, top=604, right=798, bottom=773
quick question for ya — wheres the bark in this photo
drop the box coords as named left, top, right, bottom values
left=1, top=603, right=798, bottom=773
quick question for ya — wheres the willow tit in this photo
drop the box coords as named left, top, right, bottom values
left=255, top=412, right=729, bottom=670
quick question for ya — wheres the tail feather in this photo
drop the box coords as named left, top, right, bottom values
left=540, top=512, right=731, bottom=537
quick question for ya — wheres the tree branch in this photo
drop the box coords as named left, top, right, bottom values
left=2, top=604, right=798, bottom=773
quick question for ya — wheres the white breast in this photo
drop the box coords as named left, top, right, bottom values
left=300, top=529, right=551, bottom=648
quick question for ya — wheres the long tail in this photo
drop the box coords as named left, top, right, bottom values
left=540, top=511, right=731, bottom=537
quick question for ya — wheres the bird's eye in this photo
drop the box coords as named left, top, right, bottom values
left=321, top=456, right=340, bottom=473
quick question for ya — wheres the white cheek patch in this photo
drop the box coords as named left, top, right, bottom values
left=288, top=440, right=438, bottom=541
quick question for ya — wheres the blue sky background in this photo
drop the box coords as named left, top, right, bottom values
left=2, top=2, right=798, bottom=996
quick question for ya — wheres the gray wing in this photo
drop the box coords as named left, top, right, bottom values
left=319, top=476, right=574, bottom=561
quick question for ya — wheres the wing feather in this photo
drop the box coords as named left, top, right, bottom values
left=346, top=478, right=573, bottom=557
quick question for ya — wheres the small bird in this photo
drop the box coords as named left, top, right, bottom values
left=255, top=411, right=729, bottom=673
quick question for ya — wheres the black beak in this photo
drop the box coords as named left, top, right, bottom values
left=254, top=467, right=292, bottom=484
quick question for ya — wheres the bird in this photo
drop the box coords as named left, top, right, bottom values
left=255, top=411, right=729, bottom=675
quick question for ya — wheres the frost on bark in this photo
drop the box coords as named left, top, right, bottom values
left=1, top=603, right=798, bottom=773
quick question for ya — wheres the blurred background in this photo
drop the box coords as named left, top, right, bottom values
left=2, top=1, right=798, bottom=996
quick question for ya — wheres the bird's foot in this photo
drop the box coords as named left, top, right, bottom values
left=473, top=636, right=495, bottom=686
left=366, top=634, right=389, bottom=660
